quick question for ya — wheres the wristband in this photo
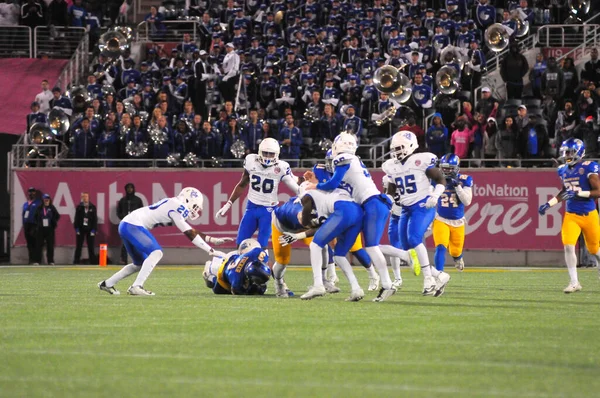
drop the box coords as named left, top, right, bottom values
left=192, top=234, right=212, bottom=253
left=295, top=232, right=307, bottom=240
left=206, top=236, right=215, bottom=243
left=548, top=197, right=558, bottom=207
left=577, top=191, right=591, bottom=198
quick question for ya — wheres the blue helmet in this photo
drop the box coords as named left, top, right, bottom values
left=325, top=149, right=333, bottom=173
left=245, top=261, right=271, bottom=285
left=559, top=138, right=585, bottom=166
left=440, top=153, right=460, bottom=177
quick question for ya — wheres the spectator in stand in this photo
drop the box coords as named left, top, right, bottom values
left=318, top=103, right=342, bottom=141
left=519, top=113, right=549, bottom=165
left=73, top=192, right=97, bottom=265
left=220, top=43, right=240, bottom=102
left=34, top=80, right=53, bottom=114
left=482, top=117, right=499, bottom=166
left=49, top=87, right=73, bottom=116
left=400, top=117, right=425, bottom=149
left=145, top=6, right=166, bottom=40
left=116, top=183, right=143, bottom=264
left=20, top=0, right=45, bottom=29
left=450, top=117, right=473, bottom=159
left=97, top=118, right=119, bottom=166
left=34, top=194, right=60, bottom=265
left=530, top=53, right=547, bottom=99
left=173, top=119, right=197, bottom=155
left=279, top=114, right=302, bottom=167
left=515, top=105, right=529, bottom=132
left=197, top=121, right=219, bottom=160
left=582, top=48, right=600, bottom=85
left=222, top=115, right=246, bottom=161
left=342, top=105, right=363, bottom=140
left=541, top=57, right=564, bottom=101
left=500, top=41, right=529, bottom=99
left=71, top=118, right=97, bottom=166
left=68, top=0, right=87, bottom=27
left=149, top=115, right=173, bottom=162
left=562, top=57, right=579, bottom=101
left=474, top=87, right=498, bottom=119
left=26, top=102, right=47, bottom=133
left=578, top=116, right=598, bottom=157
left=48, top=0, right=68, bottom=26
left=425, top=113, right=448, bottom=158
left=576, top=89, right=598, bottom=119
left=23, top=187, right=41, bottom=265
left=243, top=109, right=263, bottom=154
left=496, top=116, right=518, bottom=167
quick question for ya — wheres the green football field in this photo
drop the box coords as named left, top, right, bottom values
left=1, top=265, right=600, bottom=398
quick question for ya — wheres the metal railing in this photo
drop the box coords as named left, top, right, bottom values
left=536, top=24, right=600, bottom=48
left=33, top=26, right=87, bottom=59
left=136, top=19, right=205, bottom=42
left=555, top=27, right=600, bottom=63
left=0, top=26, right=33, bottom=58
left=55, top=34, right=90, bottom=92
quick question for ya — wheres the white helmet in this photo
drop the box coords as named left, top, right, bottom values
left=177, top=187, right=203, bottom=220
left=258, top=137, right=280, bottom=166
left=390, top=130, right=418, bottom=161
left=238, top=238, right=261, bottom=254
left=332, top=133, right=357, bottom=157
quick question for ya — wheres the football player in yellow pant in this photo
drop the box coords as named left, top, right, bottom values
left=433, top=154, right=473, bottom=272
left=539, top=138, right=600, bottom=293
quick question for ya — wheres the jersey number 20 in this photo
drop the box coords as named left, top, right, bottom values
left=251, top=175, right=274, bottom=193
left=395, top=175, right=417, bottom=195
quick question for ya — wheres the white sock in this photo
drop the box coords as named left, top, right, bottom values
left=414, top=243, right=431, bottom=269
left=365, top=246, right=392, bottom=289
left=390, top=256, right=401, bottom=279
left=105, top=263, right=141, bottom=287
left=334, top=255, right=361, bottom=291
left=379, top=244, right=410, bottom=263
left=421, top=264, right=432, bottom=278
left=322, top=267, right=328, bottom=282
left=309, top=242, right=324, bottom=288
left=565, top=245, right=578, bottom=284
left=366, top=264, right=378, bottom=279
left=327, top=262, right=337, bottom=279
left=133, top=250, right=163, bottom=287
left=273, top=261, right=287, bottom=281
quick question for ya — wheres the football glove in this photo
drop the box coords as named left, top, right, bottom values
left=538, top=203, right=550, bottom=216
left=558, top=190, right=577, bottom=201
left=448, top=177, right=460, bottom=187
left=215, top=200, right=232, bottom=218
left=425, top=195, right=439, bottom=209
left=207, top=236, right=235, bottom=245
left=278, top=232, right=298, bottom=247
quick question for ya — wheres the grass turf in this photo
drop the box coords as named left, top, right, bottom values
left=1, top=266, right=600, bottom=398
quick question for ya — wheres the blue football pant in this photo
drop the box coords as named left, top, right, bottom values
left=118, top=222, right=162, bottom=266
left=398, top=206, right=435, bottom=250
left=313, top=202, right=364, bottom=256
left=362, top=195, right=393, bottom=247
left=237, top=203, right=273, bottom=248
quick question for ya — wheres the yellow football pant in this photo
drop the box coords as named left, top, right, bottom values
left=432, top=219, right=465, bottom=258
left=561, top=211, right=600, bottom=254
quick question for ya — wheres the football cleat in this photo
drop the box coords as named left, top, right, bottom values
left=275, top=279, right=289, bottom=298
left=328, top=273, right=340, bottom=285
left=98, top=281, right=120, bottom=295
left=409, top=249, right=421, bottom=276
left=345, top=288, right=365, bottom=302
left=422, top=276, right=436, bottom=296
left=127, top=285, right=155, bottom=296
left=300, top=285, right=326, bottom=300
left=324, top=280, right=341, bottom=294
left=563, top=282, right=582, bottom=294
left=392, top=278, right=403, bottom=289
left=455, top=258, right=465, bottom=271
left=368, top=272, right=380, bottom=291
left=434, top=272, right=451, bottom=297
left=372, top=287, right=396, bottom=302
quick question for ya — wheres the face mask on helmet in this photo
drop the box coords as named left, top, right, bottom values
left=259, top=150, right=277, bottom=165
left=560, top=148, right=581, bottom=166
left=325, top=149, right=333, bottom=172
left=245, top=261, right=271, bottom=285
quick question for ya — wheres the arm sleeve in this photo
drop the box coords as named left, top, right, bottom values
left=455, top=186, right=473, bottom=206
left=168, top=210, right=193, bottom=233
left=282, top=174, right=300, bottom=194
left=316, top=164, right=349, bottom=191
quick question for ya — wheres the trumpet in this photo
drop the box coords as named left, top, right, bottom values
left=375, top=105, right=397, bottom=126
left=435, top=66, right=460, bottom=95
left=372, top=65, right=412, bottom=104
left=485, top=23, right=511, bottom=52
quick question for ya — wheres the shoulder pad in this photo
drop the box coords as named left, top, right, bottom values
left=583, top=161, right=591, bottom=166
left=586, top=161, right=599, bottom=174
left=333, top=154, right=352, bottom=167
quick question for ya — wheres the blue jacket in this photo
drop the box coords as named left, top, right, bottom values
left=23, top=198, right=41, bottom=225
left=71, top=129, right=96, bottom=158
left=279, top=126, right=302, bottom=158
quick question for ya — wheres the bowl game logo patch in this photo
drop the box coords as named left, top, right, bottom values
left=415, top=160, right=421, bottom=166
left=274, top=167, right=281, bottom=174
left=579, top=168, right=585, bottom=175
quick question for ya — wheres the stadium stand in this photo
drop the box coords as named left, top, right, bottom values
left=5, top=0, right=600, bottom=169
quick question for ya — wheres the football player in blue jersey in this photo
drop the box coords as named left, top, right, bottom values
left=203, top=239, right=272, bottom=295
left=433, top=154, right=473, bottom=273
left=539, top=139, right=600, bottom=293
left=216, top=138, right=301, bottom=249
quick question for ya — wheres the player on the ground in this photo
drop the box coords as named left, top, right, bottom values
left=284, top=188, right=365, bottom=301
left=215, top=138, right=301, bottom=248
left=271, top=191, right=338, bottom=298
left=203, top=238, right=272, bottom=295
left=382, top=131, right=451, bottom=297
left=98, top=187, right=232, bottom=296
left=309, top=149, right=381, bottom=291
left=311, top=134, right=410, bottom=302
left=539, top=138, right=600, bottom=293
left=433, top=154, right=473, bottom=272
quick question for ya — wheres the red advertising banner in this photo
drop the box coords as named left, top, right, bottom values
left=13, top=169, right=566, bottom=251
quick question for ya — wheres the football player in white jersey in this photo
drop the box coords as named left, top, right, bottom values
left=382, top=131, right=451, bottom=296
left=313, top=133, right=410, bottom=302
left=98, top=187, right=233, bottom=296
left=215, top=138, right=301, bottom=249
left=283, top=188, right=365, bottom=301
